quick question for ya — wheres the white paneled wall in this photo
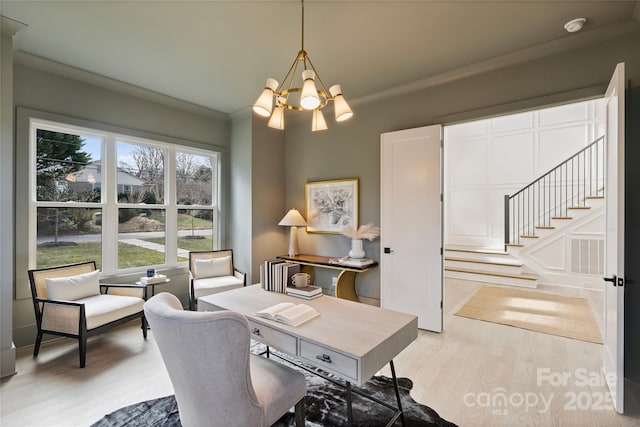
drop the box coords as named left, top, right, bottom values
left=444, top=99, right=606, bottom=249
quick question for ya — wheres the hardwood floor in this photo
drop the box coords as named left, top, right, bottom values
left=2, top=279, right=639, bottom=426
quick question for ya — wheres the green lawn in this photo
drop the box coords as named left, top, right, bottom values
left=146, top=213, right=213, bottom=230
left=145, top=236, right=213, bottom=252
left=37, top=242, right=167, bottom=269
left=36, top=213, right=213, bottom=268
left=176, top=213, right=213, bottom=229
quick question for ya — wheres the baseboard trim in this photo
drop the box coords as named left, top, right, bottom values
left=1, top=343, right=16, bottom=378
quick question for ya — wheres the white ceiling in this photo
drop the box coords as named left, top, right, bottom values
left=3, top=1, right=640, bottom=115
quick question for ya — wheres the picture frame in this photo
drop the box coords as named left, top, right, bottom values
left=305, top=178, right=359, bottom=234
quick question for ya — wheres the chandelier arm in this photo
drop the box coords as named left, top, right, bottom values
left=277, top=54, right=301, bottom=94
left=304, top=55, right=331, bottom=98
left=288, top=60, right=301, bottom=105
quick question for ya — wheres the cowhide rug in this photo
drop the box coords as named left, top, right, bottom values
left=92, top=344, right=457, bottom=427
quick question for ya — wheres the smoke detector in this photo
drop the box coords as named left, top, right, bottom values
left=564, top=18, right=586, bottom=33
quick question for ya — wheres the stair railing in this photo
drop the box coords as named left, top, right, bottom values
left=504, top=135, right=605, bottom=249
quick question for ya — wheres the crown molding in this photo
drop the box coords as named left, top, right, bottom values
left=350, top=18, right=640, bottom=109
left=13, top=51, right=230, bottom=122
left=1, top=15, right=27, bottom=36
left=229, top=106, right=251, bottom=122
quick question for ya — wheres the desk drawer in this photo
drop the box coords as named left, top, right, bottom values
left=299, top=339, right=358, bottom=382
left=248, top=320, right=297, bottom=355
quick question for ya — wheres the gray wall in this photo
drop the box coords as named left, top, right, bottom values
left=250, top=117, right=287, bottom=282
left=281, top=31, right=640, bottom=302
left=230, top=112, right=288, bottom=284
left=230, top=114, right=253, bottom=278
left=12, top=62, right=231, bottom=347
left=1, top=28, right=19, bottom=378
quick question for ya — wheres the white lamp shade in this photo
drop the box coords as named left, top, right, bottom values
left=329, top=85, right=353, bottom=122
left=253, top=78, right=278, bottom=117
left=311, top=109, right=328, bottom=131
left=268, top=106, right=285, bottom=130
left=300, top=70, right=321, bottom=110
left=278, top=208, right=307, bottom=226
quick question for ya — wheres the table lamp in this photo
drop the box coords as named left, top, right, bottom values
left=278, top=208, right=307, bottom=256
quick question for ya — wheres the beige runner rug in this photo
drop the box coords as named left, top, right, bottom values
left=455, top=286, right=603, bottom=344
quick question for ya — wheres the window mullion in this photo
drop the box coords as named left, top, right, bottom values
left=165, top=146, right=177, bottom=267
left=102, top=135, right=118, bottom=274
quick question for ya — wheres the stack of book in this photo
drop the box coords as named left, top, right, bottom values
left=338, top=258, right=375, bottom=268
left=139, top=273, right=167, bottom=285
left=286, top=285, right=323, bottom=300
left=260, top=260, right=300, bottom=293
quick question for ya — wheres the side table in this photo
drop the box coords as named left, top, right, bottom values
left=134, top=278, right=171, bottom=300
left=101, top=278, right=171, bottom=301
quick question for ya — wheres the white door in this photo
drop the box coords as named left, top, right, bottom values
left=380, top=125, right=442, bottom=332
left=603, top=62, right=625, bottom=413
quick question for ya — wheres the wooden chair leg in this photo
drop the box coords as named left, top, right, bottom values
left=33, top=331, right=43, bottom=357
left=294, top=397, right=305, bottom=427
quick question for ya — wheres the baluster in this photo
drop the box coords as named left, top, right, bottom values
left=571, top=157, right=574, bottom=207
left=584, top=150, right=587, bottom=202
left=589, top=144, right=592, bottom=197
left=528, top=187, right=531, bottom=236
left=554, top=169, right=557, bottom=218
left=513, top=197, right=516, bottom=244
left=536, top=181, right=539, bottom=232
left=519, top=193, right=523, bottom=244
left=504, top=195, right=510, bottom=248
left=560, top=165, right=564, bottom=217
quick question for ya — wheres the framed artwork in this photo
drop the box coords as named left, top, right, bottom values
left=305, top=178, right=359, bottom=234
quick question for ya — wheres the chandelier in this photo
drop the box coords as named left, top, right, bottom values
left=252, top=0, right=353, bottom=131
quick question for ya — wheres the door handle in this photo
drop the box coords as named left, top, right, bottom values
left=384, top=247, right=394, bottom=254
left=604, top=275, right=617, bottom=286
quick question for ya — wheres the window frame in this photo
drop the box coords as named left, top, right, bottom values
left=28, top=117, right=221, bottom=276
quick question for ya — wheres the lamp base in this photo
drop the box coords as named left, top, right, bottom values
left=288, top=226, right=300, bottom=256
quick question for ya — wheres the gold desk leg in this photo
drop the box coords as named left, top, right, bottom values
left=336, top=270, right=360, bottom=302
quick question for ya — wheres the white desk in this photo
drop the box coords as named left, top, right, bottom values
left=198, top=284, right=417, bottom=386
left=199, top=285, right=417, bottom=426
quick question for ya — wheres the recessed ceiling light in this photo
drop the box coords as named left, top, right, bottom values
left=564, top=18, right=587, bottom=33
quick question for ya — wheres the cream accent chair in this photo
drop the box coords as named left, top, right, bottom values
left=28, top=261, right=147, bottom=368
left=189, top=249, right=245, bottom=310
left=144, top=293, right=306, bottom=427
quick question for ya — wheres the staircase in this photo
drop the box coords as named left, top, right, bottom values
left=445, top=247, right=538, bottom=288
left=504, top=136, right=605, bottom=248
left=445, top=136, right=605, bottom=289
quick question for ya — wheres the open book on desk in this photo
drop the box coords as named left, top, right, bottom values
left=255, top=302, right=319, bottom=327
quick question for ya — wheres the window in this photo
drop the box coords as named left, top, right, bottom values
left=30, top=119, right=220, bottom=274
left=174, top=150, right=216, bottom=264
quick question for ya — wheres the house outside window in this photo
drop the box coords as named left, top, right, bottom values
left=30, top=118, right=220, bottom=274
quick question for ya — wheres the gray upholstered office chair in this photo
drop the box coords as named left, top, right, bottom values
left=144, top=293, right=306, bottom=427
